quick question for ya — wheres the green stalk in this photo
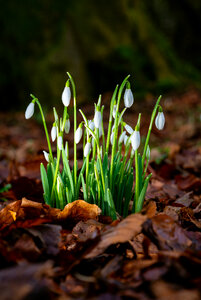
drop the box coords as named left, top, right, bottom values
left=51, top=149, right=61, bottom=200
left=34, top=98, right=53, bottom=161
left=101, top=106, right=106, bottom=156
left=67, top=72, right=77, bottom=190
left=134, top=149, right=139, bottom=207
left=142, top=95, right=162, bottom=168
left=106, top=85, right=118, bottom=153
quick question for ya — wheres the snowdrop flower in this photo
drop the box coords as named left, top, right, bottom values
left=43, top=150, right=49, bottom=162
left=75, top=126, right=82, bottom=144
left=94, top=110, right=102, bottom=128
left=88, top=120, right=95, bottom=131
left=84, top=142, right=91, bottom=157
left=124, top=89, right=134, bottom=108
left=25, top=102, right=35, bottom=119
left=124, top=134, right=128, bottom=146
left=113, top=105, right=117, bottom=118
left=125, top=124, right=134, bottom=135
left=131, top=130, right=140, bottom=151
left=119, top=131, right=126, bottom=144
left=64, top=142, right=68, bottom=157
left=58, top=135, right=63, bottom=150
left=51, top=124, right=57, bottom=142
left=155, top=111, right=165, bottom=130
left=110, top=131, right=114, bottom=145
left=62, top=85, right=71, bottom=107
left=64, top=119, right=70, bottom=134
left=98, top=125, right=102, bottom=138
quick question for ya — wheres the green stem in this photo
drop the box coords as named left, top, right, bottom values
left=134, top=150, right=139, bottom=211
left=106, top=85, right=118, bottom=153
left=51, top=149, right=61, bottom=200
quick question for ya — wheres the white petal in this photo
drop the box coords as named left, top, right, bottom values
left=62, top=86, right=71, bottom=107
left=25, top=102, right=35, bottom=119
left=124, top=89, right=134, bottom=108
left=124, top=134, right=128, bottom=146
left=43, top=150, right=49, bottom=162
left=75, top=127, right=82, bottom=144
left=119, top=131, right=126, bottom=144
left=84, top=142, right=91, bottom=157
left=88, top=120, right=95, bottom=131
left=113, top=105, right=117, bottom=118
left=64, top=119, right=70, bottom=134
left=146, top=145, right=150, bottom=159
left=110, top=131, right=114, bottom=145
left=58, top=136, right=63, bottom=150
left=131, top=131, right=140, bottom=151
left=98, top=125, right=102, bottom=138
left=125, top=124, right=134, bottom=134
left=51, top=126, right=57, bottom=142
left=155, top=112, right=165, bottom=130
left=94, top=110, right=102, bottom=128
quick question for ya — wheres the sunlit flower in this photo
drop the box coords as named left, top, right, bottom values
left=125, top=124, right=134, bottom=134
left=124, top=89, right=134, bottom=108
left=124, top=134, right=128, bottom=146
left=64, top=119, right=70, bottom=134
left=119, top=131, right=126, bottom=144
left=43, top=150, right=49, bottom=162
left=51, top=125, right=57, bottom=142
left=75, top=127, right=82, bottom=144
left=94, top=110, right=102, bottom=128
left=88, top=120, right=95, bottom=131
left=155, top=112, right=165, bottom=130
left=25, top=102, right=35, bottom=119
left=131, top=130, right=140, bottom=151
left=58, top=135, right=63, bottom=150
left=62, top=86, right=71, bottom=107
left=84, top=142, right=91, bottom=157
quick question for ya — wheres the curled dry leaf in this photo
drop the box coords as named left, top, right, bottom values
left=85, top=213, right=147, bottom=259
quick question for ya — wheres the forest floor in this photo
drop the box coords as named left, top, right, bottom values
left=0, top=89, right=201, bottom=299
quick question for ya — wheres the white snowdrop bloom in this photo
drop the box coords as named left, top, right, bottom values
left=64, top=142, right=68, bottom=157
left=125, top=124, right=134, bottom=134
left=98, top=125, right=102, bottom=138
left=155, top=112, right=165, bottom=130
left=111, top=124, right=115, bottom=132
left=131, top=130, right=140, bottom=151
left=84, top=142, right=91, bottom=157
left=110, top=131, right=115, bottom=145
left=124, top=134, right=128, bottom=146
left=119, top=131, right=126, bottom=144
left=64, top=119, right=70, bottom=134
left=131, top=148, right=135, bottom=156
left=43, top=150, right=49, bottom=162
left=51, top=125, right=57, bottom=142
left=58, top=135, right=63, bottom=150
left=124, top=89, right=134, bottom=108
left=25, top=102, right=35, bottom=119
left=75, top=127, right=83, bottom=144
left=88, top=120, right=95, bottom=131
left=62, top=86, right=71, bottom=107
left=113, top=105, right=117, bottom=118
left=94, top=110, right=102, bottom=128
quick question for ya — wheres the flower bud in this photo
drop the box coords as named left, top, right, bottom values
left=94, top=110, right=102, bottom=128
left=75, top=127, right=82, bottom=144
left=155, top=112, right=165, bottom=130
left=58, top=135, right=63, bottom=150
left=119, top=131, right=126, bottom=144
left=125, top=124, right=134, bottom=134
left=62, top=86, right=71, bottom=107
left=124, top=89, right=134, bottom=108
left=64, top=119, right=70, bottom=134
left=25, top=102, right=35, bottom=119
left=110, top=131, right=114, bottom=145
left=88, top=120, right=95, bottom=131
left=124, top=134, right=128, bottom=146
left=131, top=130, right=140, bottom=151
left=84, top=142, right=91, bottom=157
left=51, top=125, right=57, bottom=142
left=43, top=150, right=49, bottom=162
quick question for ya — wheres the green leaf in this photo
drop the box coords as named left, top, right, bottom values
left=62, top=148, right=74, bottom=199
left=135, top=173, right=152, bottom=213
left=40, top=163, right=50, bottom=205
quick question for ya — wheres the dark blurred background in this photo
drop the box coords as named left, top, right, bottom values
left=1, top=0, right=201, bottom=110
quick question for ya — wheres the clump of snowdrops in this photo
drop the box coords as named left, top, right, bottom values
left=25, top=73, right=165, bottom=219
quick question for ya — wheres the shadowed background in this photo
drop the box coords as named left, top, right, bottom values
left=1, top=0, right=201, bottom=110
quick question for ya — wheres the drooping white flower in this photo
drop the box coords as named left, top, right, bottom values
left=43, top=150, right=49, bottom=162
left=58, top=135, right=63, bottom=150
left=75, top=127, right=82, bottom=144
left=110, top=131, right=114, bottom=145
left=119, top=131, right=126, bottom=144
left=84, top=142, right=91, bottom=157
left=124, top=89, right=134, bottom=108
left=94, top=110, right=102, bottom=128
left=131, top=130, right=140, bottom=151
left=88, top=120, right=95, bottom=131
left=98, top=125, right=103, bottom=138
left=25, top=102, right=35, bottom=119
left=124, top=134, right=128, bottom=146
left=62, top=86, right=71, bottom=107
left=51, top=125, right=57, bottom=142
left=125, top=124, right=134, bottom=134
left=113, top=105, right=117, bottom=118
left=64, top=119, right=70, bottom=134
left=155, top=112, right=165, bottom=130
